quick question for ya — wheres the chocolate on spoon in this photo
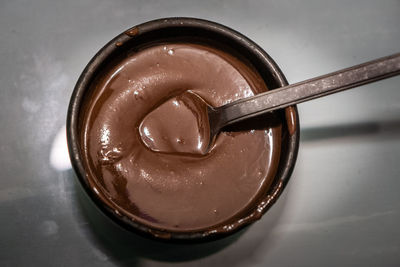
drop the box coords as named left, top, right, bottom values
left=140, top=53, right=400, bottom=154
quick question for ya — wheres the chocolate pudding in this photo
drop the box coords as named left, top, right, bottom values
left=80, top=43, right=283, bottom=233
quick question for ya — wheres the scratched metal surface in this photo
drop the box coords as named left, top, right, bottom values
left=1, top=0, right=399, bottom=266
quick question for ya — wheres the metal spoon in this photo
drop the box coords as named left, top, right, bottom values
left=191, top=53, right=400, bottom=150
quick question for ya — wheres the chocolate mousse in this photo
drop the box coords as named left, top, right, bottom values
left=80, top=43, right=283, bottom=232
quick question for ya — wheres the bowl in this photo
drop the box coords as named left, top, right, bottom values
left=67, top=17, right=300, bottom=242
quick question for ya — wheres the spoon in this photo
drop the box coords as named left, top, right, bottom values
left=140, top=53, right=400, bottom=155
left=190, top=52, right=400, bottom=150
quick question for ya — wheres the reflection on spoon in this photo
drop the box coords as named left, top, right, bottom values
left=139, top=91, right=210, bottom=155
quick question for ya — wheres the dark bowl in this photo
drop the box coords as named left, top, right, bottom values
left=67, top=17, right=300, bottom=242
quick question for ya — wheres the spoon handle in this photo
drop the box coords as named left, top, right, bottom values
left=216, top=53, right=400, bottom=127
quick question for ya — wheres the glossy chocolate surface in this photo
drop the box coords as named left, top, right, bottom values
left=80, top=43, right=283, bottom=232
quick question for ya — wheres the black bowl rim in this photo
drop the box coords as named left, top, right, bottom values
left=67, top=17, right=300, bottom=242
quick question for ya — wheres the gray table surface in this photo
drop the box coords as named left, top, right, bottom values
left=1, top=0, right=399, bottom=266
